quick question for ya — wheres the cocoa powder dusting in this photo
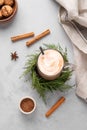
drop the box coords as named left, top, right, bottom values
left=20, top=98, right=34, bottom=112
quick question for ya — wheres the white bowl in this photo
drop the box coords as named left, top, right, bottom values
left=19, top=96, right=36, bottom=115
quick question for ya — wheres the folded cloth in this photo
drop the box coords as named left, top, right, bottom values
left=55, top=0, right=87, bottom=102
left=56, top=0, right=87, bottom=27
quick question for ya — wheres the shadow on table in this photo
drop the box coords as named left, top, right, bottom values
left=19, top=109, right=37, bottom=121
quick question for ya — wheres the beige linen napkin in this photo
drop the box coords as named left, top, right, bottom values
left=55, top=0, right=87, bottom=102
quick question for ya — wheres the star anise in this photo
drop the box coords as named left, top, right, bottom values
left=11, top=51, right=19, bottom=61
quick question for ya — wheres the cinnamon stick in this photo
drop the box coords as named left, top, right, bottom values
left=11, top=32, right=34, bottom=42
left=45, top=96, right=65, bottom=118
left=26, top=29, right=50, bottom=46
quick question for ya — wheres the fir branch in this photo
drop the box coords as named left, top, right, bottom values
left=23, top=54, right=38, bottom=76
left=31, top=70, right=47, bottom=102
left=22, top=44, right=72, bottom=102
left=43, top=44, right=58, bottom=50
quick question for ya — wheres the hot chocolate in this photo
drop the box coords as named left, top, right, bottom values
left=19, top=97, right=36, bottom=114
left=37, top=49, right=64, bottom=80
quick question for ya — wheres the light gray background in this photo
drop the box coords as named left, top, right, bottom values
left=0, top=0, right=87, bottom=130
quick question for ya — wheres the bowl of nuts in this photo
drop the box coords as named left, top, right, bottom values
left=0, top=0, right=18, bottom=23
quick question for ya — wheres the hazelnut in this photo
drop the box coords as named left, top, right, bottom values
left=0, top=0, right=4, bottom=6
left=0, top=10, right=3, bottom=18
left=4, top=0, right=14, bottom=6
left=1, top=5, right=13, bottom=17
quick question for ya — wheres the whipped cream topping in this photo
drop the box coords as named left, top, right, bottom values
left=37, top=49, right=64, bottom=76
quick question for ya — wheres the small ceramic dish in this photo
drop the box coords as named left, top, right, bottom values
left=0, top=0, right=18, bottom=24
left=19, top=96, right=36, bottom=115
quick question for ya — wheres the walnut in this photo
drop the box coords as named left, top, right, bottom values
left=0, top=0, right=4, bottom=6
left=0, top=10, right=3, bottom=18
left=4, top=0, right=14, bottom=6
left=1, top=5, right=13, bottom=17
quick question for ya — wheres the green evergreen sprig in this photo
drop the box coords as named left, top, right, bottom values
left=23, top=44, right=72, bottom=103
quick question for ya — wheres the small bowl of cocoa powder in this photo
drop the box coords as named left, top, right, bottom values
left=19, top=96, right=36, bottom=115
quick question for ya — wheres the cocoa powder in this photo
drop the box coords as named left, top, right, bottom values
left=20, top=98, right=34, bottom=112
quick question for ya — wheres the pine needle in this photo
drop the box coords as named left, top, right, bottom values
left=22, top=44, right=73, bottom=103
